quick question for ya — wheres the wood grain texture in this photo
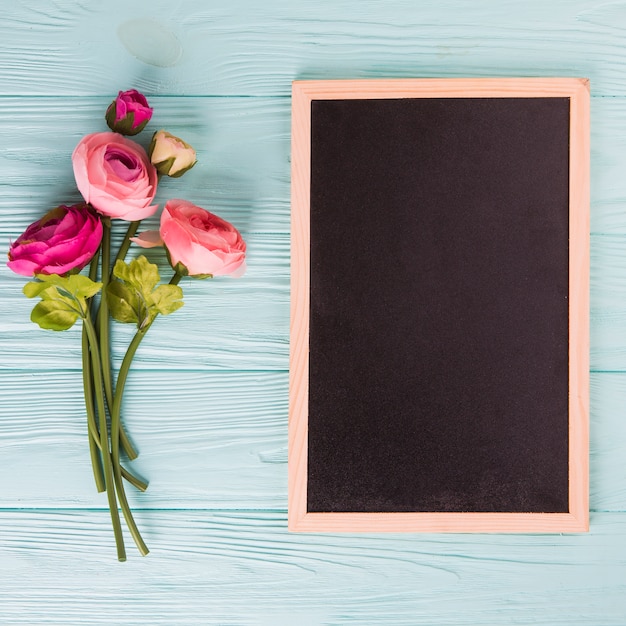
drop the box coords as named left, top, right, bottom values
left=3, top=0, right=626, bottom=96
left=0, top=370, right=288, bottom=508
left=0, top=510, right=625, bottom=626
left=3, top=95, right=626, bottom=372
left=0, top=97, right=290, bottom=233
left=1, top=235, right=289, bottom=371
left=0, top=372, right=624, bottom=513
left=0, top=0, right=625, bottom=623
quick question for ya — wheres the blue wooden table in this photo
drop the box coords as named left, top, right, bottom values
left=1, top=1, right=625, bottom=624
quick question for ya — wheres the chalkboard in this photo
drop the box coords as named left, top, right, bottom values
left=289, top=78, right=589, bottom=533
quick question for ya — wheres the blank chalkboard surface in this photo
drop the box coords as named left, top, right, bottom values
left=289, top=78, right=589, bottom=533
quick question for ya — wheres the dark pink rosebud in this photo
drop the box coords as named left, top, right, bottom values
left=105, top=89, right=153, bottom=136
left=7, top=204, right=103, bottom=277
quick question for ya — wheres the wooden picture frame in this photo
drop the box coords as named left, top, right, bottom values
left=289, top=78, right=589, bottom=533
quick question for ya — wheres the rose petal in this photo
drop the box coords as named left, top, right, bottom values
left=131, top=231, right=164, bottom=248
left=72, top=132, right=157, bottom=221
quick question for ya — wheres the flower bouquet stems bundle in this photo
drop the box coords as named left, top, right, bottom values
left=7, top=90, right=246, bottom=561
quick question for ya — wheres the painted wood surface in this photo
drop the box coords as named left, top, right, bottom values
left=1, top=0, right=626, bottom=624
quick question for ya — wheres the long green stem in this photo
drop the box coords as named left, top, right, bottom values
left=114, top=221, right=141, bottom=461
left=112, top=272, right=183, bottom=434
left=81, top=327, right=105, bottom=493
left=83, top=251, right=105, bottom=492
left=107, top=272, right=183, bottom=555
left=83, top=232, right=144, bottom=489
left=84, top=312, right=126, bottom=562
left=80, top=368, right=148, bottom=492
left=99, top=220, right=114, bottom=411
left=112, top=220, right=140, bottom=272
left=110, top=323, right=150, bottom=554
left=81, top=320, right=147, bottom=491
left=95, top=220, right=139, bottom=461
left=103, top=220, right=141, bottom=460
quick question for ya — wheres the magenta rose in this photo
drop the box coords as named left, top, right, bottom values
left=133, top=199, right=246, bottom=277
left=72, top=132, right=158, bottom=221
left=7, top=203, right=103, bottom=277
left=105, top=89, right=153, bottom=136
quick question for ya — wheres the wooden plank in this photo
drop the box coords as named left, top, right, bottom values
left=4, top=94, right=626, bottom=372
left=1, top=232, right=289, bottom=371
left=0, top=370, right=288, bottom=509
left=0, top=509, right=624, bottom=625
left=6, top=231, right=625, bottom=375
left=591, top=235, right=626, bottom=371
left=0, top=259, right=619, bottom=376
left=0, top=94, right=625, bottom=237
left=0, top=2, right=623, bottom=624
left=0, top=371, right=621, bottom=512
left=0, top=96, right=290, bottom=234
left=2, top=0, right=626, bottom=96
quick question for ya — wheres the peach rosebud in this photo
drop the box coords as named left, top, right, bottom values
left=132, top=199, right=246, bottom=277
left=72, top=132, right=159, bottom=221
left=148, top=130, right=197, bottom=178
left=7, top=203, right=103, bottom=277
left=105, top=89, right=153, bottom=136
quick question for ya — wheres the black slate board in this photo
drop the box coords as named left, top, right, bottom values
left=306, top=96, right=571, bottom=514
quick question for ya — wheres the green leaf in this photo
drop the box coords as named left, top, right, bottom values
left=113, top=256, right=160, bottom=298
left=30, top=300, right=80, bottom=331
left=24, top=274, right=102, bottom=330
left=149, top=284, right=184, bottom=316
left=109, top=256, right=184, bottom=328
left=27, top=274, right=103, bottom=300
left=64, top=274, right=103, bottom=300
left=23, top=281, right=52, bottom=299
left=106, top=281, right=140, bottom=324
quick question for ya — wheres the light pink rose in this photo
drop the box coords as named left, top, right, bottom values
left=7, top=203, right=103, bottom=276
left=72, top=132, right=158, bottom=221
left=149, top=130, right=197, bottom=178
left=105, top=89, right=153, bottom=136
left=133, top=199, right=246, bottom=277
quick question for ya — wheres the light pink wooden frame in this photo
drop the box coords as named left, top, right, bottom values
left=289, top=78, right=590, bottom=533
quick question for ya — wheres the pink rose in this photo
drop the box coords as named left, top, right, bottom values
left=7, top=203, right=103, bottom=276
left=72, top=132, right=158, bottom=221
left=133, top=199, right=246, bottom=277
left=105, top=89, right=153, bottom=136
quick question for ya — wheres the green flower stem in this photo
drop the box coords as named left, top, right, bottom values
left=111, top=437, right=150, bottom=555
left=78, top=339, right=148, bottom=493
left=82, top=238, right=145, bottom=490
left=112, top=271, right=184, bottom=435
left=108, top=220, right=141, bottom=458
left=112, top=220, right=141, bottom=462
left=99, top=220, right=114, bottom=411
left=81, top=326, right=105, bottom=493
left=110, top=326, right=150, bottom=555
left=88, top=247, right=101, bottom=314
left=96, top=219, right=139, bottom=461
left=83, top=251, right=105, bottom=492
left=83, top=311, right=126, bottom=562
left=107, top=271, right=184, bottom=556
left=112, top=220, right=140, bottom=271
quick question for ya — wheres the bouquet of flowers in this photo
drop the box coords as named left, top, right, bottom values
left=7, top=90, right=246, bottom=561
